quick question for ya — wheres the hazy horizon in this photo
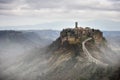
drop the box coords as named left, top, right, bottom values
left=0, top=20, right=120, bottom=31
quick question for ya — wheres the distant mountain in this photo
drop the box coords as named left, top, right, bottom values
left=0, top=20, right=120, bottom=31
left=0, top=30, right=60, bottom=48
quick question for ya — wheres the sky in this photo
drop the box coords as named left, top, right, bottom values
left=0, top=0, right=120, bottom=30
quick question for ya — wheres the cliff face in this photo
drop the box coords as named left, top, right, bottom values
left=60, top=27, right=104, bottom=45
left=49, top=27, right=105, bottom=54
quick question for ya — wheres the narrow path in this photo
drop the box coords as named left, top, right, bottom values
left=82, top=38, right=108, bottom=66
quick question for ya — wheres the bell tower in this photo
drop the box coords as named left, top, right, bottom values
left=75, top=22, right=78, bottom=28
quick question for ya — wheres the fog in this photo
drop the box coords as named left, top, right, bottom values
left=103, top=31, right=120, bottom=65
left=0, top=30, right=120, bottom=80
left=0, top=30, right=59, bottom=80
left=0, top=41, right=49, bottom=80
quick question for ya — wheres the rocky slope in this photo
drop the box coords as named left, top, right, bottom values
left=41, top=27, right=120, bottom=80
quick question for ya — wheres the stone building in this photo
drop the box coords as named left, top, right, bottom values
left=60, top=22, right=103, bottom=45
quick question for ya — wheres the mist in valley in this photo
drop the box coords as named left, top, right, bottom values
left=103, top=31, right=120, bottom=65
left=0, top=30, right=59, bottom=80
left=0, top=30, right=120, bottom=80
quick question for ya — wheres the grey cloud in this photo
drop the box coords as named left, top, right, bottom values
left=0, top=0, right=120, bottom=11
left=0, top=3, right=16, bottom=10
left=109, top=0, right=120, bottom=2
left=24, top=0, right=120, bottom=12
left=0, top=0, right=15, bottom=4
left=0, top=0, right=25, bottom=10
left=25, top=0, right=62, bottom=9
left=111, top=2, right=120, bottom=11
left=0, top=0, right=120, bottom=17
left=69, top=4, right=120, bottom=11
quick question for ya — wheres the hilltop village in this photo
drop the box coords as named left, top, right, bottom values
left=60, top=22, right=104, bottom=45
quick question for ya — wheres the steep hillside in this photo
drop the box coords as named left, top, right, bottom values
left=41, top=27, right=120, bottom=80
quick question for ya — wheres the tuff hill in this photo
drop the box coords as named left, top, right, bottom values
left=49, top=22, right=106, bottom=54
left=42, top=23, right=117, bottom=80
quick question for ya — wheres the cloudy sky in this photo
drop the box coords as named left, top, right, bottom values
left=0, top=0, right=120, bottom=30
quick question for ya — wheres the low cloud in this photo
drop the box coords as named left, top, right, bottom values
left=0, top=0, right=120, bottom=27
left=0, top=0, right=15, bottom=4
